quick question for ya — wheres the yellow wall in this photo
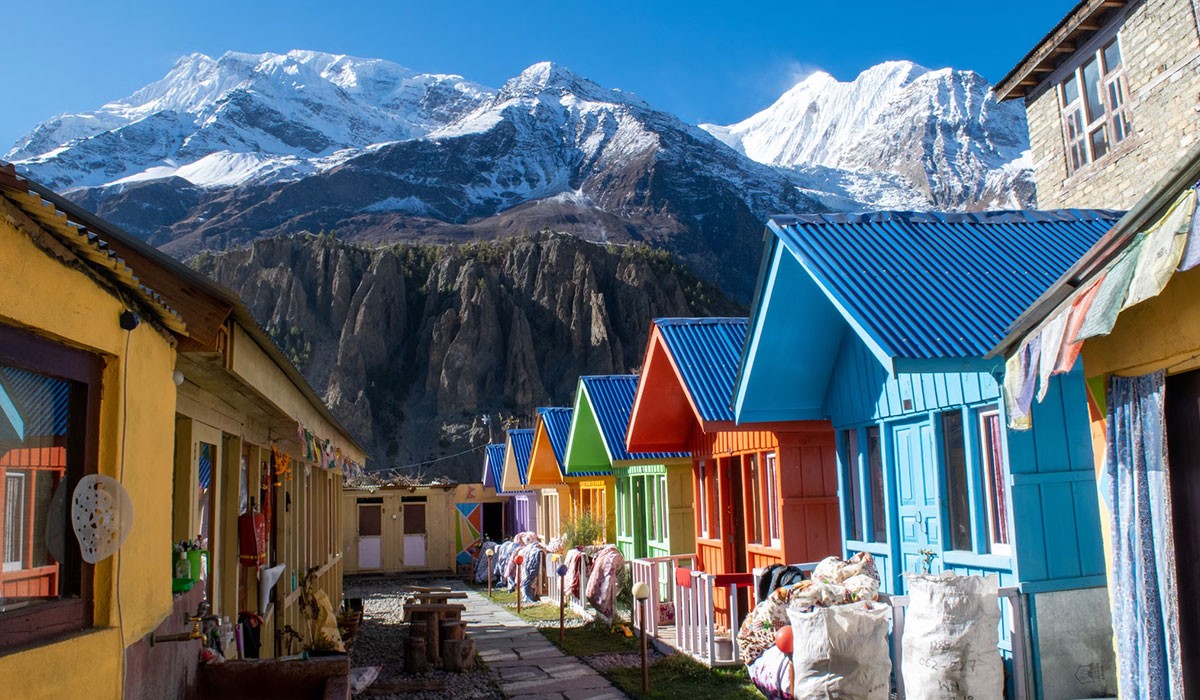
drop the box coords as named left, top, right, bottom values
left=0, top=212, right=178, bottom=699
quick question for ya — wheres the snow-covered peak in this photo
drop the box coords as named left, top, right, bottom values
left=496, top=61, right=647, bottom=108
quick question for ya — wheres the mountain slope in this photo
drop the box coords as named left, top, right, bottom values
left=7, top=50, right=494, bottom=190
left=194, top=232, right=742, bottom=478
left=701, top=61, right=1035, bottom=209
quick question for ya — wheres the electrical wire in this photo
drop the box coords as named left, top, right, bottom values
left=369, top=442, right=489, bottom=478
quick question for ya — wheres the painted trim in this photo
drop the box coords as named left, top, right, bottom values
left=1019, top=575, right=1108, bottom=594
left=1009, top=470, right=1098, bottom=485
left=893, top=357, right=1004, bottom=375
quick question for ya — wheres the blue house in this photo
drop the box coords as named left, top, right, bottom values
left=733, top=210, right=1121, bottom=698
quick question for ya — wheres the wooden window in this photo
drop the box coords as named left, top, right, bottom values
left=657, top=475, right=669, bottom=543
left=865, top=428, right=887, bottom=544
left=645, top=477, right=657, bottom=541
left=1059, top=35, right=1131, bottom=174
left=979, top=409, right=1011, bottom=555
left=0, top=323, right=100, bottom=651
left=697, top=461, right=709, bottom=538
left=843, top=430, right=864, bottom=541
left=764, top=452, right=780, bottom=545
left=942, top=411, right=973, bottom=552
left=747, top=454, right=763, bottom=545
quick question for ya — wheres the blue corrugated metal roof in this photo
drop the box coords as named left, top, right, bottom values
left=507, top=429, right=534, bottom=484
left=580, top=375, right=689, bottom=463
left=769, top=210, right=1120, bottom=360
left=655, top=317, right=748, bottom=423
left=484, top=443, right=506, bottom=489
left=0, top=366, right=70, bottom=439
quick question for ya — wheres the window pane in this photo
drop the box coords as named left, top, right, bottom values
left=866, top=428, right=887, bottom=543
left=1103, top=38, right=1122, bottom=74
left=765, top=453, right=780, bottom=543
left=747, top=455, right=762, bottom=544
left=845, top=430, right=864, bottom=541
left=0, top=365, right=75, bottom=613
left=1091, top=127, right=1110, bottom=160
left=1062, top=73, right=1080, bottom=105
left=942, top=411, right=973, bottom=551
left=1082, top=57, right=1105, bottom=123
left=981, top=412, right=1011, bottom=549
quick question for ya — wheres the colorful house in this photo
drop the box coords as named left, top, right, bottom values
left=733, top=211, right=1122, bottom=698
left=996, top=145, right=1200, bottom=699
left=527, top=407, right=615, bottom=544
left=626, top=318, right=842, bottom=582
left=0, top=164, right=365, bottom=699
left=564, top=375, right=693, bottom=561
left=499, top=428, right=537, bottom=535
left=482, top=442, right=520, bottom=540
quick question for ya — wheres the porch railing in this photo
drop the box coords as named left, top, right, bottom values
left=630, top=554, right=696, bottom=637
left=545, top=551, right=593, bottom=616
left=673, top=569, right=754, bottom=667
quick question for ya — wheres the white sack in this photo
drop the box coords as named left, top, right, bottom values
left=901, top=573, right=1003, bottom=700
left=787, top=603, right=892, bottom=700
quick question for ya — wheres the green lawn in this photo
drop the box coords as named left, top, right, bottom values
left=540, top=619, right=641, bottom=656
left=607, top=654, right=761, bottom=700
left=470, top=584, right=581, bottom=623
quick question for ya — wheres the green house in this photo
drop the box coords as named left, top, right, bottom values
left=564, top=375, right=694, bottom=561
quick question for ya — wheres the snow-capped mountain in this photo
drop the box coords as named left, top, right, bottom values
left=702, top=61, right=1034, bottom=208
left=7, top=50, right=493, bottom=190
left=6, top=54, right=1036, bottom=299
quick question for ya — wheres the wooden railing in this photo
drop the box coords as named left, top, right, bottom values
left=673, top=569, right=754, bottom=667
left=630, top=554, right=696, bottom=638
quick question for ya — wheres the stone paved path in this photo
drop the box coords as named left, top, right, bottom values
left=454, top=584, right=628, bottom=700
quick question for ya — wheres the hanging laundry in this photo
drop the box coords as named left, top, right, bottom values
left=1015, top=335, right=1042, bottom=422
left=1035, top=311, right=1070, bottom=403
left=1004, top=346, right=1029, bottom=429
left=1077, top=234, right=1146, bottom=340
left=1177, top=188, right=1200, bottom=271
left=1125, top=190, right=1193, bottom=308
left=584, top=545, right=625, bottom=619
left=1056, top=277, right=1104, bottom=373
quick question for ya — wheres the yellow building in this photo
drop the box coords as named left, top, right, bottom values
left=341, top=482, right=508, bottom=574
left=527, top=408, right=614, bottom=545
left=996, top=142, right=1200, bottom=696
left=0, top=164, right=365, bottom=699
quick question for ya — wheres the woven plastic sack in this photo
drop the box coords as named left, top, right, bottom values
left=787, top=603, right=891, bottom=700
left=901, top=573, right=1002, bottom=700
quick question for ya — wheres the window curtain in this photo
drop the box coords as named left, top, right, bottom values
left=1105, top=370, right=1184, bottom=699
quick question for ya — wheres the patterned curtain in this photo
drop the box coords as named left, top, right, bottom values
left=1105, top=370, right=1185, bottom=699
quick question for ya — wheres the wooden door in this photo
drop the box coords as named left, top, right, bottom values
left=357, top=503, right=382, bottom=569
left=893, top=420, right=941, bottom=589
left=1166, top=370, right=1200, bottom=696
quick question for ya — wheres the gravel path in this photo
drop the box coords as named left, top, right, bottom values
left=344, top=576, right=503, bottom=700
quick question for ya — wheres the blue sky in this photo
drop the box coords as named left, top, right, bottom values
left=2, top=0, right=1075, bottom=150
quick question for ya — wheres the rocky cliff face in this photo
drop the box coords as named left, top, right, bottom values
left=194, top=231, right=741, bottom=480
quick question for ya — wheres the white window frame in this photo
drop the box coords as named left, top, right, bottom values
left=979, top=409, right=1012, bottom=556
left=3, top=472, right=26, bottom=572
left=1057, top=31, right=1131, bottom=175
left=698, top=461, right=709, bottom=538
left=657, top=475, right=669, bottom=543
left=765, top=452, right=780, bottom=547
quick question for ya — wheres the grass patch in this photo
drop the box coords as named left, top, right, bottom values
left=607, top=654, right=760, bottom=700
left=470, top=584, right=580, bottom=623
left=540, top=619, right=641, bottom=656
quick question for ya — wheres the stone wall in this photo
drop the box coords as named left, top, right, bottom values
left=1023, top=0, right=1200, bottom=208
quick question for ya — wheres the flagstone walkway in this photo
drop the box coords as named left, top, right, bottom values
left=456, top=585, right=628, bottom=700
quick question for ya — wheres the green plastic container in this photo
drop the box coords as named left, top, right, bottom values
left=187, top=550, right=208, bottom=581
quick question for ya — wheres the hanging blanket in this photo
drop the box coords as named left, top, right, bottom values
left=495, top=540, right=518, bottom=587
left=563, top=548, right=584, bottom=598
left=585, top=545, right=624, bottom=619
left=474, top=540, right=499, bottom=584
left=520, top=544, right=544, bottom=603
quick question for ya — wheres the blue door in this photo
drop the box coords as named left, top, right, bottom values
left=893, top=420, right=942, bottom=588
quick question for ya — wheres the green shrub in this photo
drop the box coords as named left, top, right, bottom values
left=561, top=510, right=606, bottom=549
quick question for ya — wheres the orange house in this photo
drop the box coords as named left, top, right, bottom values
left=626, top=318, right=840, bottom=581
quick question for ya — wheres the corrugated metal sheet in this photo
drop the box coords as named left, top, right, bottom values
left=580, top=375, right=689, bottom=462
left=769, top=210, right=1120, bottom=360
left=655, top=317, right=748, bottom=423
left=484, top=443, right=506, bottom=489
left=508, top=429, right=535, bottom=484
left=0, top=366, right=70, bottom=439
left=538, top=407, right=609, bottom=477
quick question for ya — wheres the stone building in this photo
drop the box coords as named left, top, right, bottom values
left=995, top=0, right=1200, bottom=208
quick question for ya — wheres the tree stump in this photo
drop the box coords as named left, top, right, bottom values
left=442, top=638, right=476, bottom=673
left=439, top=620, right=465, bottom=643
left=403, top=636, right=428, bottom=674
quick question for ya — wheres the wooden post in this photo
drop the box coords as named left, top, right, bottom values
left=403, top=636, right=428, bottom=673
left=487, top=553, right=493, bottom=598
left=559, top=590, right=565, bottom=643
left=640, top=599, right=649, bottom=694
left=442, top=638, right=476, bottom=673
left=516, top=567, right=522, bottom=615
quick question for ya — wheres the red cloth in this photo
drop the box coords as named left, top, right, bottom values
left=675, top=567, right=693, bottom=588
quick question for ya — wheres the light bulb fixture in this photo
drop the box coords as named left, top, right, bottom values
left=632, top=581, right=650, bottom=600
left=173, top=370, right=185, bottom=386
